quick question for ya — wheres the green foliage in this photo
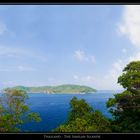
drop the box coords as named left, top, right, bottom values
left=0, top=89, right=41, bottom=132
left=118, top=61, right=140, bottom=91
left=107, top=61, right=140, bottom=132
left=68, top=96, right=93, bottom=121
left=54, top=97, right=111, bottom=132
left=4, top=84, right=96, bottom=94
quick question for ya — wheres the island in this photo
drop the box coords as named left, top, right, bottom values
left=3, top=84, right=96, bottom=94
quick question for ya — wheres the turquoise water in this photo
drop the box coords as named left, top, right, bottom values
left=20, top=90, right=119, bottom=132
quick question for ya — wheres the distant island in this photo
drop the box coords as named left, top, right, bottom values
left=3, top=84, right=96, bottom=94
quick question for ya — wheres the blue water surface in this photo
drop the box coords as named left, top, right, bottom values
left=20, top=90, right=119, bottom=132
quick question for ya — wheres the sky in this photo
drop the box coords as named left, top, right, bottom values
left=0, top=5, right=140, bottom=90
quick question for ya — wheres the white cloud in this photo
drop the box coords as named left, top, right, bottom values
left=122, top=48, right=127, bottom=53
left=73, top=72, right=123, bottom=90
left=17, top=65, right=36, bottom=72
left=0, top=22, right=7, bottom=35
left=73, top=75, right=79, bottom=80
left=72, top=59, right=126, bottom=90
left=73, top=75, right=95, bottom=83
left=117, top=5, right=140, bottom=74
left=100, top=59, right=127, bottom=90
left=118, top=5, right=140, bottom=48
left=90, top=56, right=96, bottom=63
left=0, top=65, right=36, bottom=72
left=74, top=50, right=88, bottom=61
left=0, top=68, right=11, bottom=72
left=48, top=77, right=55, bottom=82
left=102, top=53, right=140, bottom=89
left=73, top=50, right=96, bottom=63
left=0, top=45, right=48, bottom=62
left=0, top=46, right=25, bottom=57
left=117, top=5, right=140, bottom=71
left=115, top=5, right=140, bottom=80
left=113, top=60, right=124, bottom=71
left=105, top=60, right=123, bottom=81
left=128, top=52, right=140, bottom=62
left=1, top=81, right=48, bottom=88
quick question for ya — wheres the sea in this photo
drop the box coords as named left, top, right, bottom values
left=18, top=90, right=121, bottom=132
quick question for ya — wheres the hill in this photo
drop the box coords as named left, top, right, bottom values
left=3, top=84, right=96, bottom=94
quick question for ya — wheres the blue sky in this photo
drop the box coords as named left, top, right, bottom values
left=0, top=5, right=140, bottom=90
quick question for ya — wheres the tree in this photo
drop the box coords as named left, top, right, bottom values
left=54, top=97, right=111, bottom=132
left=118, top=61, right=140, bottom=91
left=0, top=89, right=41, bottom=132
left=107, top=61, right=140, bottom=132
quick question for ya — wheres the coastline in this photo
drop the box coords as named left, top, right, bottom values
left=0, top=91, right=96, bottom=95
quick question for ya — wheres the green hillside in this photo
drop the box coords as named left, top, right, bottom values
left=3, top=84, right=96, bottom=94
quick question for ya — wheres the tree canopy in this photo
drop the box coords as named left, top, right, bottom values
left=107, top=61, right=140, bottom=132
left=118, top=61, right=140, bottom=91
left=54, top=97, right=111, bottom=132
left=0, top=89, right=41, bottom=132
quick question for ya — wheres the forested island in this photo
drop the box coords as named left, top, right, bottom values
left=3, top=84, right=96, bottom=94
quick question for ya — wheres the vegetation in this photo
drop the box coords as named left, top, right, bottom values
left=3, top=84, right=96, bottom=94
left=106, top=61, right=140, bottom=132
left=54, top=97, right=111, bottom=132
left=1, top=61, right=140, bottom=132
left=0, top=89, right=41, bottom=132
left=54, top=61, right=140, bottom=132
